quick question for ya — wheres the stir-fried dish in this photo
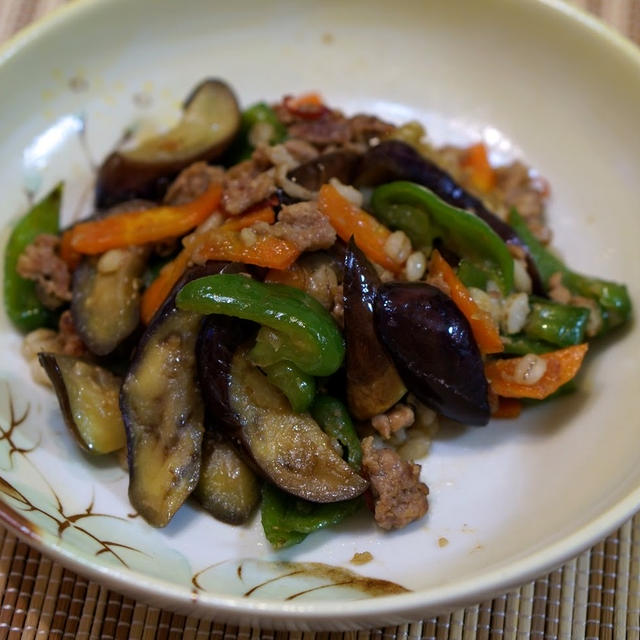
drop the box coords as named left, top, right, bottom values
left=4, top=80, right=631, bottom=548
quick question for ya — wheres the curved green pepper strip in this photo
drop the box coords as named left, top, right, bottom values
left=501, top=334, right=557, bottom=356
left=371, top=181, right=514, bottom=293
left=524, top=297, right=589, bottom=347
left=263, top=361, right=316, bottom=413
left=175, top=275, right=344, bottom=376
left=4, top=185, right=62, bottom=332
left=261, top=484, right=363, bottom=550
left=456, top=259, right=490, bottom=290
left=508, top=208, right=631, bottom=333
left=310, top=395, right=362, bottom=471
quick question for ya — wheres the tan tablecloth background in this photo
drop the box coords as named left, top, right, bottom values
left=0, top=1, right=639, bottom=638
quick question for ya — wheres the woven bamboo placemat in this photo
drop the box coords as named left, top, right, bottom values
left=1, top=1, right=639, bottom=638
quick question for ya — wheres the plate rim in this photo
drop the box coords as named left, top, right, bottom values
left=0, top=0, right=639, bottom=627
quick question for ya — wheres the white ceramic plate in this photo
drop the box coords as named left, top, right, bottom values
left=0, top=0, right=639, bottom=630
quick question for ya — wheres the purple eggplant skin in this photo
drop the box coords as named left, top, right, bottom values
left=120, top=261, right=241, bottom=527
left=343, top=239, right=406, bottom=420
left=197, top=318, right=368, bottom=503
left=356, top=140, right=543, bottom=294
left=96, top=79, right=241, bottom=209
left=286, top=149, right=362, bottom=192
left=374, top=282, right=490, bottom=426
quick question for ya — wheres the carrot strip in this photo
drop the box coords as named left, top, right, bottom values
left=192, top=229, right=299, bottom=270
left=484, top=344, right=588, bottom=400
left=283, top=92, right=327, bottom=119
left=69, top=183, right=222, bottom=254
left=462, top=143, right=496, bottom=193
left=317, top=183, right=402, bottom=273
left=265, top=263, right=309, bottom=290
left=140, top=251, right=191, bottom=324
left=220, top=206, right=275, bottom=231
left=429, top=249, right=503, bottom=355
left=59, top=229, right=82, bottom=270
left=492, top=397, right=523, bottom=419
left=140, top=206, right=278, bottom=324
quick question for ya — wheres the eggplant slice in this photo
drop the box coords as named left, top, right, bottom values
left=120, top=261, right=239, bottom=527
left=39, top=353, right=126, bottom=454
left=72, top=246, right=148, bottom=356
left=96, top=79, right=240, bottom=208
left=194, top=430, right=261, bottom=525
left=343, top=240, right=406, bottom=420
left=197, top=316, right=368, bottom=503
left=374, top=282, right=490, bottom=425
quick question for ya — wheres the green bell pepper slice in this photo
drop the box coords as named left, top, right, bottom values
left=371, top=181, right=514, bottom=293
left=508, top=208, right=631, bottom=332
left=261, top=483, right=363, bottom=550
left=4, top=185, right=62, bottom=332
left=524, top=297, right=589, bottom=348
left=501, top=334, right=557, bottom=356
left=175, top=274, right=344, bottom=376
left=456, top=259, right=490, bottom=290
left=263, top=361, right=316, bottom=413
left=310, top=395, right=362, bottom=470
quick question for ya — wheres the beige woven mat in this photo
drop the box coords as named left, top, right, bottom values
left=1, top=0, right=639, bottom=638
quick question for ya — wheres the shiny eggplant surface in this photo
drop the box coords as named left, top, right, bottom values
left=194, top=431, right=261, bottom=525
left=356, top=140, right=543, bottom=292
left=287, top=150, right=361, bottom=192
left=71, top=246, right=148, bottom=356
left=38, top=353, right=126, bottom=454
left=96, top=79, right=240, bottom=208
left=343, top=240, right=406, bottom=420
left=120, top=262, right=236, bottom=527
left=197, top=318, right=368, bottom=503
left=374, top=282, right=490, bottom=425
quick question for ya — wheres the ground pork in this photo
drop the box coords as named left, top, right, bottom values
left=252, top=201, right=336, bottom=252
left=288, top=112, right=352, bottom=148
left=164, top=162, right=224, bottom=205
left=348, top=114, right=396, bottom=144
left=361, top=436, right=429, bottom=530
left=16, top=234, right=71, bottom=309
left=222, top=159, right=276, bottom=215
left=22, top=310, right=88, bottom=387
left=371, top=404, right=415, bottom=440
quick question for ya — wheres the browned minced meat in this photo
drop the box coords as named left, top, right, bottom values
left=348, top=114, right=396, bottom=144
left=494, top=161, right=550, bottom=243
left=253, top=201, right=336, bottom=252
left=163, top=162, right=225, bottom=206
left=57, top=309, right=88, bottom=356
left=222, top=159, right=276, bottom=215
left=371, top=404, right=415, bottom=440
left=361, top=436, right=429, bottom=530
left=288, top=112, right=352, bottom=148
left=16, top=234, right=71, bottom=309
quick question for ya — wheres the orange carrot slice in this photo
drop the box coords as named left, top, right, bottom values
left=140, top=206, right=277, bottom=324
left=69, top=183, right=222, bottom=254
left=429, top=249, right=503, bottom=355
left=484, top=344, right=588, bottom=400
left=317, top=183, right=402, bottom=273
left=492, top=397, right=523, bottom=419
left=462, top=143, right=496, bottom=193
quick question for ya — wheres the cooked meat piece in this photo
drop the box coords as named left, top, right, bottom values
left=371, top=404, right=415, bottom=440
left=164, top=162, right=224, bottom=205
left=253, top=201, right=336, bottom=252
left=288, top=113, right=351, bottom=148
left=22, top=310, right=88, bottom=387
left=348, top=114, right=395, bottom=144
left=222, top=159, right=276, bottom=215
left=16, top=234, right=71, bottom=309
left=57, top=309, right=88, bottom=357
left=361, top=436, right=429, bottom=530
